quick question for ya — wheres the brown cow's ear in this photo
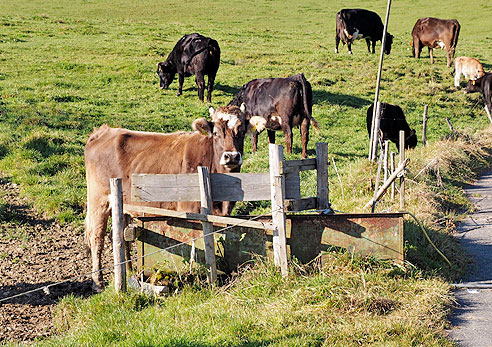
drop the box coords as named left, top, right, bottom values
left=192, top=117, right=212, bottom=136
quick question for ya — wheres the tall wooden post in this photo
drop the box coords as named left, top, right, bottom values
left=422, top=104, right=428, bottom=146
left=269, top=144, right=288, bottom=276
left=370, top=102, right=382, bottom=161
left=197, top=166, right=217, bottom=284
left=369, top=0, right=392, bottom=160
left=316, top=143, right=329, bottom=210
left=110, top=178, right=127, bottom=293
left=399, top=131, right=405, bottom=211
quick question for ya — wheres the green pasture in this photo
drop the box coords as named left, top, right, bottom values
left=0, top=0, right=491, bottom=221
left=1, top=0, right=492, bottom=345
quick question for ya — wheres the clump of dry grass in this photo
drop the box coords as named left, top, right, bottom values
left=330, top=126, right=492, bottom=280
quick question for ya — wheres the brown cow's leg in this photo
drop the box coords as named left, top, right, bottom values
left=365, top=39, right=371, bottom=54
left=196, top=73, right=205, bottom=101
left=429, top=47, right=434, bottom=64
left=347, top=42, right=353, bottom=55
left=412, top=39, right=420, bottom=58
left=446, top=49, right=454, bottom=68
left=85, top=202, right=109, bottom=292
left=335, top=35, right=340, bottom=53
left=300, top=117, right=310, bottom=159
left=250, top=131, right=259, bottom=153
left=282, top=124, right=293, bottom=154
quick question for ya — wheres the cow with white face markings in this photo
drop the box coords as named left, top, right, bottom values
left=335, top=9, right=393, bottom=55
left=84, top=104, right=250, bottom=291
left=228, top=74, right=318, bottom=159
left=454, top=56, right=485, bottom=88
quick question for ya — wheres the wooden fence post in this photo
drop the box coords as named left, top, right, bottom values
left=383, top=140, right=389, bottom=183
left=197, top=166, right=217, bottom=284
left=390, top=152, right=396, bottom=200
left=422, top=104, right=428, bottom=146
left=399, top=131, right=405, bottom=211
left=316, top=143, right=329, bottom=210
left=110, top=178, right=127, bottom=293
left=269, top=144, right=288, bottom=276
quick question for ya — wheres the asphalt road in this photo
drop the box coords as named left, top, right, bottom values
left=448, top=171, right=492, bottom=347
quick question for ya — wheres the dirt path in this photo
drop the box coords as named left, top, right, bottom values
left=0, top=178, right=112, bottom=343
left=448, top=171, right=492, bottom=346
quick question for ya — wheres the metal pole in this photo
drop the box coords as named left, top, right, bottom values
left=369, top=0, right=392, bottom=161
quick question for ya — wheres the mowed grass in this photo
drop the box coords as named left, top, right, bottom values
left=1, top=0, right=491, bottom=221
left=1, top=0, right=492, bottom=345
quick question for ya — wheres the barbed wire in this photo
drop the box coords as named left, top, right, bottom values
left=0, top=206, right=286, bottom=303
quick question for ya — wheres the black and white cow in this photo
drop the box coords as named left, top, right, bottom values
left=366, top=103, right=417, bottom=150
left=465, top=73, right=492, bottom=119
left=335, top=9, right=393, bottom=55
left=157, top=33, right=220, bottom=102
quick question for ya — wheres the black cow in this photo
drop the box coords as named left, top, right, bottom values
left=465, top=73, right=492, bottom=119
left=366, top=103, right=417, bottom=150
left=157, top=33, right=220, bottom=102
left=335, top=9, right=393, bottom=55
left=228, top=74, right=319, bottom=159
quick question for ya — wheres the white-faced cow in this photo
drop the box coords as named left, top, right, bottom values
left=411, top=17, right=460, bottom=67
left=157, top=33, right=220, bottom=102
left=465, top=73, right=492, bottom=119
left=228, top=73, right=319, bottom=159
left=454, top=56, right=485, bottom=87
left=84, top=105, right=250, bottom=291
left=366, top=103, right=417, bottom=150
left=335, top=9, right=393, bottom=55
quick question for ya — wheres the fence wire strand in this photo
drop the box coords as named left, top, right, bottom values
left=0, top=206, right=285, bottom=304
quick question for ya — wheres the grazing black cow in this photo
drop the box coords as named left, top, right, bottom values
left=366, top=103, right=417, bottom=150
left=335, top=9, right=393, bottom=55
left=411, top=17, right=460, bottom=67
left=228, top=74, right=319, bottom=158
left=157, top=33, right=220, bottom=102
left=465, top=73, right=492, bottom=119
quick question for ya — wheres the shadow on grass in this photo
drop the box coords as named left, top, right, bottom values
left=214, top=83, right=240, bottom=98
left=313, top=89, right=371, bottom=108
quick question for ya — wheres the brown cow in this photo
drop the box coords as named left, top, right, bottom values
left=411, top=17, right=460, bottom=67
left=454, top=56, right=485, bottom=87
left=84, top=105, right=250, bottom=291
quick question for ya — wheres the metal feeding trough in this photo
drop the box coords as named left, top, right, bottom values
left=129, top=212, right=404, bottom=273
left=111, top=143, right=405, bottom=287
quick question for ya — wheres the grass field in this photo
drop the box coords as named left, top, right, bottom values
left=1, top=0, right=492, bottom=345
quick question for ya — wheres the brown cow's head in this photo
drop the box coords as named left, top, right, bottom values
left=384, top=33, right=394, bottom=55
left=156, top=62, right=175, bottom=89
left=192, top=103, right=253, bottom=172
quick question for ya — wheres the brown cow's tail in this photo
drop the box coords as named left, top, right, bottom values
left=296, top=73, right=320, bottom=133
left=451, top=21, right=460, bottom=50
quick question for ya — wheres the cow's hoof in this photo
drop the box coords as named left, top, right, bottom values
left=348, top=51, right=353, bottom=55
left=92, top=283, right=104, bottom=293
left=335, top=49, right=339, bottom=53
left=176, top=92, right=182, bottom=97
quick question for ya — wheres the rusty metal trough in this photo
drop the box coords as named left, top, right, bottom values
left=131, top=212, right=404, bottom=273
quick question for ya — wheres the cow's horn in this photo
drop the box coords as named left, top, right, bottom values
left=209, top=107, right=215, bottom=117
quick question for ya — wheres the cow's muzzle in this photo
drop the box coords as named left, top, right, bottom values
left=220, top=151, right=242, bottom=168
